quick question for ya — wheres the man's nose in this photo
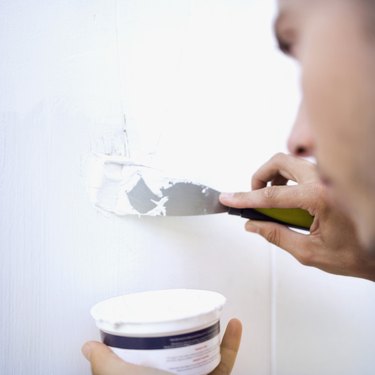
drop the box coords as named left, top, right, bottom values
left=287, top=103, right=315, bottom=157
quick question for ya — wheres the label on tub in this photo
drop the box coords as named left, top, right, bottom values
left=101, top=322, right=221, bottom=375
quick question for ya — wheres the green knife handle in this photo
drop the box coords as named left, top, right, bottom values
left=228, top=207, right=314, bottom=231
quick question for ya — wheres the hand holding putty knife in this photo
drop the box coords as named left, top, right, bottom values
left=89, top=155, right=314, bottom=231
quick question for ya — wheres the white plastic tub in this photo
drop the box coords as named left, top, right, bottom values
left=90, top=289, right=226, bottom=375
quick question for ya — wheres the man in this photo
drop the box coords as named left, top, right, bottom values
left=82, top=0, right=375, bottom=373
left=221, top=0, right=375, bottom=281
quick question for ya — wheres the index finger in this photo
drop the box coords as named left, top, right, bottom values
left=220, top=183, right=322, bottom=216
left=251, top=153, right=318, bottom=190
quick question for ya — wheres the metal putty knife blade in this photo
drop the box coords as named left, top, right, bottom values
left=126, top=177, right=313, bottom=231
left=127, top=177, right=227, bottom=216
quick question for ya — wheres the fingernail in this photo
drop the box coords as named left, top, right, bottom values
left=81, top=342, right=92, bottom=360
left=219, top=192, right=234, bottom=200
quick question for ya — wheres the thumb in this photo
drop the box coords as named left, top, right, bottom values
left=82, top=341, right=134, bottom=375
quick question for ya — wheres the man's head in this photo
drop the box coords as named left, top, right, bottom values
left=277, top=0, right=375, bottom=251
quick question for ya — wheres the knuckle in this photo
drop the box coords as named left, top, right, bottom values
left=263, top=185, right=279, bottom=201
left=307, top=182, right=328, bottom=208
left=251, top=174, right=259, bottom=188
left=271, top=152, right=286, bottom=162
left=264, top=228, right=281, bottom=247
left=269, top=152, right=290, bottom=167
left=308, top=180, right=323, bottom=193
left=233, top=191, right=247, bottom=202
left=297, top=249, right=315, bottom=266
left=213, top=362, right=231, bottom=375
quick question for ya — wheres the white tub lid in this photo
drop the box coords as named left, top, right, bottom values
left=90, top=289, right=226, bottom=336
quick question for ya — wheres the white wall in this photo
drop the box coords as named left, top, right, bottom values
left=0, top=1, right=374, bottom=375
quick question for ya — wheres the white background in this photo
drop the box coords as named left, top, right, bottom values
left=1, top=1, right=374, bottom=374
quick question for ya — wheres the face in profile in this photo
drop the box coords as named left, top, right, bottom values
left=276, top=0, right=375, bottom=251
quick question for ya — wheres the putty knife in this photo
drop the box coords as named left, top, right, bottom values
left=126, top=177, right=314, bottom=231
